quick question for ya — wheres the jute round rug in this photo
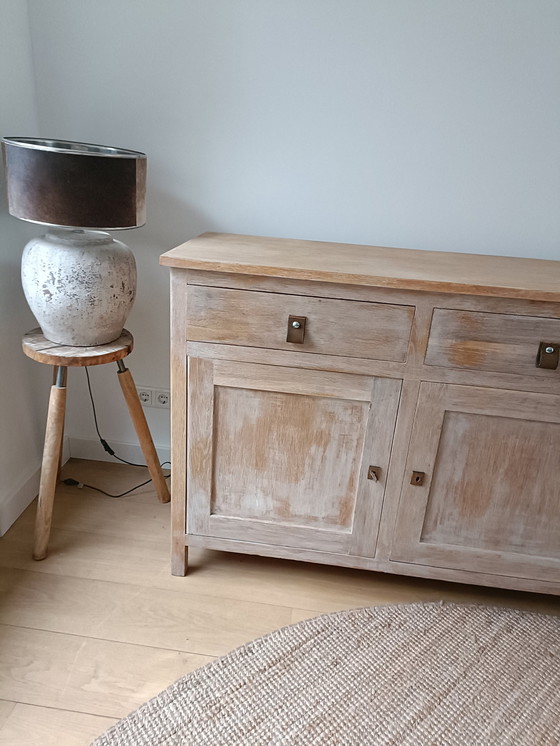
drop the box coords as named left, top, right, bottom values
left=92, top=602, right=560, bottom=745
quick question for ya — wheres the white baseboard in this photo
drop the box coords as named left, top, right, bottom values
left=0, top=439, right=71, bottom=536
left=68, top=437, right=171, bottom=468
left=0, top=465, right=40, bottom=536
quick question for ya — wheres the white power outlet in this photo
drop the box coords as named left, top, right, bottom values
left=154, top=389, right=170, bottom=408
left=137, top=388, right=152, bottom=406
left=137, top=387, right=170, bottom=409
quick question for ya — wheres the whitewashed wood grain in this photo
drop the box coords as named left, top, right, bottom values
left=186, top=285, right=414, bottom=361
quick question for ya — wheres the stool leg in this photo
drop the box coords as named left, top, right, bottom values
left=52, top=367, right=65, bottom=481
left=34, top=366, right=67, bottom=561
left=116, top=362, right=171, bottom=504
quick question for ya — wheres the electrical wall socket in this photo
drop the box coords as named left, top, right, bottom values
left=154, top=389, right=170, bottom=408
left=137, top=387, right=170, bottom=409
left=137, top=388, right=152, bottom=406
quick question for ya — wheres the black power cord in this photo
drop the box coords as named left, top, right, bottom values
left=62, top=368, right=171, bottom=498
left=84, top=367, right=147, bottom=467
left=62, top=475, right=155, bottom=498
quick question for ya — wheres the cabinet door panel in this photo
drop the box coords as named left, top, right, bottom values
left=212, top=386, right=365, bottom=530
left=391, top=383, right=560, bottom=581
left=422, top=412, right=559, bottom=557
left=187, top=356, right=401, bottom=556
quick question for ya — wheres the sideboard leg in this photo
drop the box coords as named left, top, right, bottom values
left=171, top=541, right=188, bottom=576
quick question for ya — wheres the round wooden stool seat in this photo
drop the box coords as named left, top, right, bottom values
left=22, top=328, right=134, bottom=367
left=23, top=327, right=170, bottom=562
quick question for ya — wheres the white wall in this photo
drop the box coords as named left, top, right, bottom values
left=0, top=0, right=50, bottom=533
left=20, top=0, right=560, bottom=468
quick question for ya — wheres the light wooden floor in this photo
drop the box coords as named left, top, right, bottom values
left=0, top=459, right=558, bottom=745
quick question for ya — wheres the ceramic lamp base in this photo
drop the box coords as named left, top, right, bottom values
left=21, top=229, right=136, bottom=346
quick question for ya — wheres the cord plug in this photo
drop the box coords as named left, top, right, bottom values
left=62, top=478, right=84, bottom=488
left=100, top=439, right=115, bottom=456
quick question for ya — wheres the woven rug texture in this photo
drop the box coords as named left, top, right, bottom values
left=92, top=601, right=560, bottom=745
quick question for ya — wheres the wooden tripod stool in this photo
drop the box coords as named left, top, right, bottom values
left=22, top=328, right=171, bottom=561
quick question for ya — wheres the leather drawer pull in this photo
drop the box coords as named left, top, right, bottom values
left=536, top=342, right=559, bottom=370
left=286, top=315, right=307, bottom=343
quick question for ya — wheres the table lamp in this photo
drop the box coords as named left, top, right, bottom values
left=1, top=137, right=146, bottom=346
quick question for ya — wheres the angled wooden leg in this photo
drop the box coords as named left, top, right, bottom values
left=116, top=361, right=171, bottom=504
left=52, top=367, right=65, bottom=481
left=34, top=366, right=67, bottom=560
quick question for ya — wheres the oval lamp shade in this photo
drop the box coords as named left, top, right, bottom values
left=1, top=137, right=146, bottom=230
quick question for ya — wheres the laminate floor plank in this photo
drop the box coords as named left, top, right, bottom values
left=0, top=703, right=116, bottom=746
left=0, top=625, right=212, bottom=719
left=0, top=567, right=294, bottom=657
left=0, top=702, right=15, bottom=730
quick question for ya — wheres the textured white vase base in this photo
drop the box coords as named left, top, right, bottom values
left=21, top=229, right=136, bottom=346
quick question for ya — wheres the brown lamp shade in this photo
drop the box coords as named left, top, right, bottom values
left=1, top=137, right=146, bottom=230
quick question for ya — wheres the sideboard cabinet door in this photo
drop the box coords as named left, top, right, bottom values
left=187, top=356, right=401, bottom=557
left=391, top=383, right=560, bottom=582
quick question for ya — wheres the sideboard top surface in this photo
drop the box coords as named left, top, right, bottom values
left=160, top=232, right=560, bottom=302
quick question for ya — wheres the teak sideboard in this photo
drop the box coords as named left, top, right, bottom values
left=161, top=233, right=560, bottom=595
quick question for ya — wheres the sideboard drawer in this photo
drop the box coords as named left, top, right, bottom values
left=426, top=308, right=560, bottom=377
left=187, top=286, right=414, bottom=361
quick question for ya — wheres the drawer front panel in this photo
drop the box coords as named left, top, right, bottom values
left=187, top=286, right=414, bottom=361
left=426, top=308, right=560, bottom=377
